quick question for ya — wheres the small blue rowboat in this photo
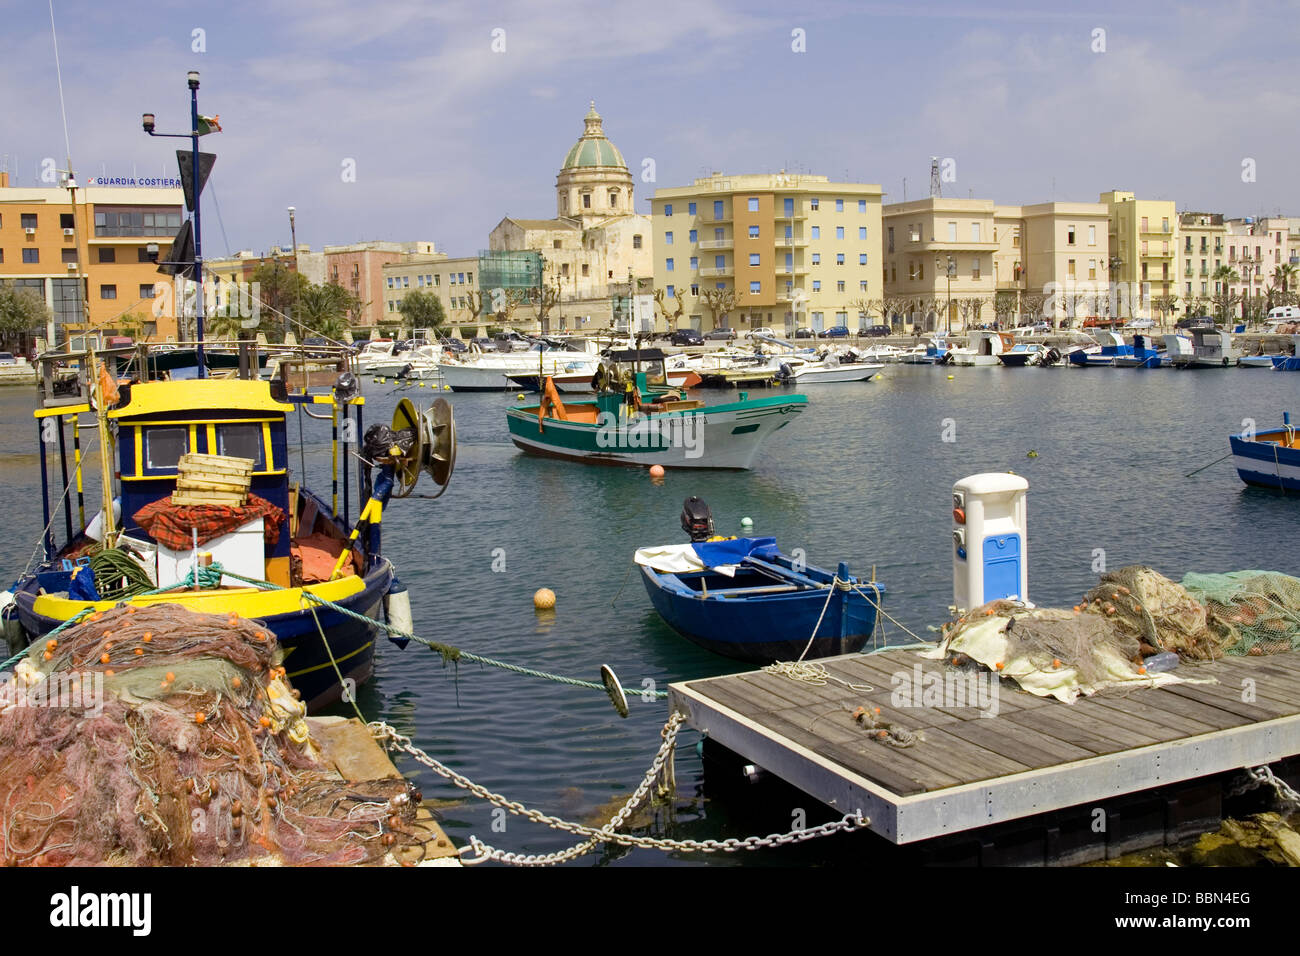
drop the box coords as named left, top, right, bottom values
left=1230, top=412, right=1300, bottom=492
left=635, top=536, right=885, bottom=663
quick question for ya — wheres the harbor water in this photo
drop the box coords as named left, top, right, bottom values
left=3, top=365, right=1298, bottom=865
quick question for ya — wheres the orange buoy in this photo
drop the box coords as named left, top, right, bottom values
left=533, top=588, right=556, bottom=610
left=649, top=464, right=665, bottom=478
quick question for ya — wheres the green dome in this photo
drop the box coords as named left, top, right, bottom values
left=561, top=102, right=627, bottom=170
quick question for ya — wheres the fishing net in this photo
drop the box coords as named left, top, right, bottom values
left=1082, top=566, right=1219, bottom=659
left=1181, top=571, right=1300, bottom=657
left=0, top=605, right=421, bottom=866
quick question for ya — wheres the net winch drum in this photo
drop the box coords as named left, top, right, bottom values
left=951, top=473, right=1029, bottom=614
left=389, top=397, right=457, bottom=499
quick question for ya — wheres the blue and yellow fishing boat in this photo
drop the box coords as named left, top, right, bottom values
left=3, top=346, right=455, bottom=711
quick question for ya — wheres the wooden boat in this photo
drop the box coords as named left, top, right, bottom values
left=5, top=345, right=456, bottom=711
left=505, top=349, right=806, bottom=469
left=1230, top=413, right=1300, bottom=492
left=635, top=532, right=885, bottom=663
left=1068, top=331, right=1136, bottom=367
left=1113, top=334, right=1163, bottom=368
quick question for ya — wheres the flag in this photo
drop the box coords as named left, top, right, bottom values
left=197, top=114, right=222, bottom=136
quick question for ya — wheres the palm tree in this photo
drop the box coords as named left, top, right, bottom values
left=1210, top=265, right=1240, bottom=322
left=1275, top=262, right=1298, bottom=293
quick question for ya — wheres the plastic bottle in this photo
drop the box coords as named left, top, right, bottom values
left=1144, top=651, right=1179, bottom=673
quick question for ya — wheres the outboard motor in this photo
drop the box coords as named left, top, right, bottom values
left=680, top=496, right=714, bottom=542
left=1041, top=347, right=1061, bottom=367
left=777, top=362, right=794, bottom=383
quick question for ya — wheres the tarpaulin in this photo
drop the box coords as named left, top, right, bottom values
left=133, top=493, right=285, bottom=551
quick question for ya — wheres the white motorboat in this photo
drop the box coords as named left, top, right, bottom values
left=777, top=354, right=883, bottom=383
left=369, top=345, right=443, bottom=379
left=948, top=331, right=1009, bottom=366
left=1184, top=328, right=1239, bottom=368
left=438, top=343, right=598, bottom=392
left=1163, top=334, right=1195, bottom=367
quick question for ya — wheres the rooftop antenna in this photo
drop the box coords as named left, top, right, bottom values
left=929, top=156, right=941, bottom=198
left=903, top=177, right=907, bottom=202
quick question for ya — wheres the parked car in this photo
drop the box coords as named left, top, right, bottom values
left=0, top=352, right=16, bottom=366
left=704, top=327, right=736, bottom=341
left=819, top=326, right=851, bottom=339
left=470, top=337, right=496, bottom=350
left=793, top=327, right=814, bottom=339
left=670, top=329, right=704, bottom=347
left=1176, top=316, right=1216, bottom=330
left=745, top=327, right=776, bottom=340
left=439, top=337, right=468, bottom=353
left=858, top=325, right=890, bottom=337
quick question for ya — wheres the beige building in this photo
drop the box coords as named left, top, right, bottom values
left=994, top=202, right=1111, bottom=326
left=882, top=197, right=997, bottom=331
left=380, top=254, right=481, bottom=330
left=487, top=103, right=652, bottom=331
left=1101, top=190, right=1178, bottom=319
left=1176, top=213, right=1226, bottom=316
left=652, top=172, right=884, bottom=335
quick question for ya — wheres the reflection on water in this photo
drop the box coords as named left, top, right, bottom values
left=1, top=367, right=1298, bottom=866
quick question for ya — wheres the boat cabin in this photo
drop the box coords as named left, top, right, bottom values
left=1190, top=329, right=1238, bottom=365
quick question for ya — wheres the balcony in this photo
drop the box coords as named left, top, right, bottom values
left=703, top=213, right=732, bottom=225
left=773, top=235, right=809, bottom=247
left=698, top=266, right=732, bottom=277
left=775, top=265, right=808, bottom=275
left=697, top=239, right=732, bottom=250
left=774, top=208, right=807, bottom=220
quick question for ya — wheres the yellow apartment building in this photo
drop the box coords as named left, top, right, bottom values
left=1177, top=212, right=1227, bottom=316
left=651, top=172, right=884, bottom=335
left=1101, top=190, right=1178, bottom=319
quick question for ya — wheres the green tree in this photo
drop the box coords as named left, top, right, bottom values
left=0, top=284, right=51, bottom=347
left=397, top=290, right=447, bottom=335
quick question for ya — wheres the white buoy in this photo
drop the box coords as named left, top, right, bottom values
left=740, top=516, right=753, bottom=529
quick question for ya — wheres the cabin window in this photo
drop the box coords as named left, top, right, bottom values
left=217, top=423, right=263, bottom=466
left=146, top=428, right=188, bottom=469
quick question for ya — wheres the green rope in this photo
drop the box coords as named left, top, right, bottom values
left=88, top=549, right=154, bottom=600
left=0, top=606, right=95, bottom=673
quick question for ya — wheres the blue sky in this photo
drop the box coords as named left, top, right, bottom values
left=3, top=0, right=1298, bottom=258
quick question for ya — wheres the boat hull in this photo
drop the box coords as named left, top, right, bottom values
left=11, top=563, right=392, bottom=713
left=788, top=362, right=882, bottom=383
left=440, top=357, right=597, bottom=392
left=640, top=566, right=880, bottom=663
left=505, top=395, right=806, bottom=469
left=1230, top=432, right=1300, bottom=492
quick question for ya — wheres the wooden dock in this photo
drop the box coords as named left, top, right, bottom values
left=669, top=648, right=1300, bottom=848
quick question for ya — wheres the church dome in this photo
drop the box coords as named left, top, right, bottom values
left=561, top=102, right=627, bottom=170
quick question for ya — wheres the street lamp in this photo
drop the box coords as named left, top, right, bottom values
left=287, top=206, right=299, bottom=341
left=936, top=255, right=955, bottom=334
left=142, top=71, right=207, bottom=377
left=1108, top=254, right=1123, bottom=324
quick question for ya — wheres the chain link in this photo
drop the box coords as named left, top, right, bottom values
left=1228, top=765, right=1300, bottom=808
left=370, top=715, right=869, bottom=866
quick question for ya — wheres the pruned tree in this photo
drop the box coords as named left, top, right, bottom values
left=653, top=287, right=688, bottom=332
left=994, top=290, right=1019, bottom=327
left=700, top=287, right=737, bottom=331
left=465, top=289, right=486, bottom=328
left=0, top=284, right=51, bottom=349
left=527, top=283, right=561, bottom=331
left=847, top=297, right=883, bottom=328
left=882, top=294, right=911, bottom=329
left=1020, top=292, right=1047, bottom=326
left=1150, top=294, right=1180, bottom=328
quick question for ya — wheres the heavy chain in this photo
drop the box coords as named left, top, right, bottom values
left=1228, top=765, right=1300, bottom=808
left=369, top=715, right=869, bottom=866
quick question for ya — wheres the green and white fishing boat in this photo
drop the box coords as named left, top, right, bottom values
left=504, top=348, right=806, bottom=469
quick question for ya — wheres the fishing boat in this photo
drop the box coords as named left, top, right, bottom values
left=996, top=343, right=1043, bottom=367
left=1068, top=331, right=1136, bottom=367
left=4, top=344, right=456, bottom=711
left=1113, top=333, right=1163, bottom=368
left=1183, top=328, right=1239, bottom=368
left=1163, top=333, right=1195, bottom=367
left=1239, top=335, right=1299, bottom=370
left=505, top=349, right=805, bottom=469
left=635, top=498, right=885, bottom=663
left=948, top=330, right=1010, bottom=366
left=1229, top=412, right=1299, bottom=492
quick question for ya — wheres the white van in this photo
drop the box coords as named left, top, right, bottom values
left=1267, top=305, right=1300, bottom=321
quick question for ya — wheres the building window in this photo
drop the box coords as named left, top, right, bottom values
left=433, top=275, right=440, bottom=286
left=688, top=202, right=696, bottom=215
left=100, top=284, right=117, bottom=299
left=1088, top=259, right=1097, bottom=280
left=21, top=213, right=38, bottom=229
left=713, top=200, right=724, bottom=218
left=887, top=226, right=894, bottom=253
left=811, top=226, right=820, bottom=240
left=972, top=223, right=981, bottom=242
left=609, top=190, right=618, bottom=207
left=62, top=248, right=79, bottom=264
left=836, top=226, right=844, bottom=240
left=860, top=280, right=868, bottom=291
left=139, top=284, right=156, bottom=299
left=749, top=253, right=760, bottom=266
left=633, top=234, right=642, bottom=249
left=402, top=276, right=409, bottom=287
left=1140, top=216, right=1149, bottom=232
left=667, top=285, right=675, bottom=298
left=666, top=258, right=674, bottom=271
left=561, top=263, right=569, bottom=277
left=690, top=284, right=699, bottom=295
left=92, top=207, right=181, bottom=237
left=386, top=278, right=394, bottom=289
left=714, top=228, right=724, bottom=241
left=749, top=281, right=761, bottom=293
left=1162, top=217, right=1169, bottom=232
left=583, top=193, right=591, bottom=208
left=972, top=258, right=980, bottom=279
left=810, top=198, right=819, bottom=210
left=96, top=247, right=115, bottom=263
left=836, top=280, right=845, bottom=292
left=417, top=275, right=425, bottom=287
left=812, top=253, right=820, bottom=265
left=747, top=198, right=759, bottom=212
left=812, top=280, right=821, bottom=292
left=690, top=257, right=698, bottom=270
left=836, top=253, right=845, bottom=265
left=1141, top=240, right=1148, bottom=255
left=748, top=225, right=759, bottom=238
left=715, top=255, right=725, bottom=269
left=948, top=222, right=957, bottom=242
left=22, top=248, right=39, bottom=264
left=665, top=231, right=673, bottom=245
left=1089, top=224, right=1097, bottom=246
left=1012, top=227, right=1020, bottom=248
left=1067, top=259, right=1076, bottom=279
left=859, top=227, right=867, bottom=240
left=835, top=199, right=844, bottom=212
left=1067, top=225, right=1076, bottom=245
left=859, top=254, right=867, bottom=265
left=664, top=204, right=673, bottom=217
left=858, top=200, right=867, bottom=213
left=553, top=239, right=561, bottom=249
left=784, top=198, right=794, bottom=217
left=581, top=264, right=589, bottom=276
